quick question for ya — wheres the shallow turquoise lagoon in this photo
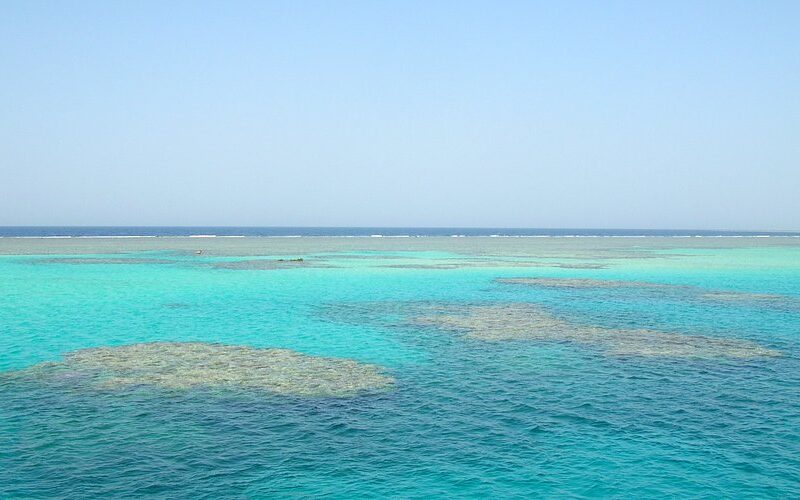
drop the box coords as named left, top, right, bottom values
left=1, top=238, right=799, bottom=497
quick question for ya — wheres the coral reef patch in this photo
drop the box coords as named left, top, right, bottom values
left=2, top=342, right=395, bottom=397
left=409, top=303, right=780, bottom=359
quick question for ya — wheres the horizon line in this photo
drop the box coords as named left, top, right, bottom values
left=1, top=225, right=799, bottom=233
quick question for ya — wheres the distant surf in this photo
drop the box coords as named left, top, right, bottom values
left=1, top=227, right=798, bottom=238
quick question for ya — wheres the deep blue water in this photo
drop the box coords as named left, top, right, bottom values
left=1, top=226, right=799, bottom=237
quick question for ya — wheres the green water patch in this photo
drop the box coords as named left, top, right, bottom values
left=1, top=342, right=395, bottom=398
left=409, top=303, right=780, bottom=359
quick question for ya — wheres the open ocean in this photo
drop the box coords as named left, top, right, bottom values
left=1, top=229, right=799, bottom=498
left=1, top=226, right=799, bottom=237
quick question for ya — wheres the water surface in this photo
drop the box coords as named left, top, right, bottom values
left=1, top=236, right=798, bottom=497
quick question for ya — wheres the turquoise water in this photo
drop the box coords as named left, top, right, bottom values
left=1, top=237, right=799, bottom=497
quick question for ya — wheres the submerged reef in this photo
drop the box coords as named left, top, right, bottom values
left=319, top=301, right=779, bottom=359
left=211, top=258, right=334, bottom=270
left=496, top=277, right=800, bottom=310
left=3, top=342, right=394, bottom=397
left=495, top=278, right=666, bottom=289
left=382, top=261, right=607, bottom=270
left=554, top=263, right=609, bottom=269
left=34, top=257, right=177, bottom=265
left=700, top=291, right=797, bottom=306
left=163, top=302, right=192, bottom=309
left=32, top=255, right=336, bottom=271
left=409, top=303, right=780, bottom=359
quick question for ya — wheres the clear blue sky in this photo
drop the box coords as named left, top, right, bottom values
left=2, top=1, right=798, bottom=229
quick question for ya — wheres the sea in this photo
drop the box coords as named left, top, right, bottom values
left=1, top=228, right=798, bottom=498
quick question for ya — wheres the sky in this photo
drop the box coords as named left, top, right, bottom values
left=1, top=1, right=798, bottom=230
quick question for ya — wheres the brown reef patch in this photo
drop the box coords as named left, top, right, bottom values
left=409, top=303, right=779, bottom=359
left=2, top=342, right=395, bottom=397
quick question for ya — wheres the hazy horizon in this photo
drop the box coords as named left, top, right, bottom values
left=1, top=223, right=799, bottom=232
left=1, top=225, right=799, bottom=235
left=2, top=1, right=798, bottom=230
